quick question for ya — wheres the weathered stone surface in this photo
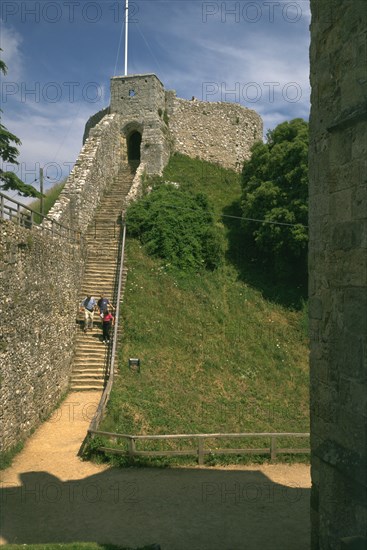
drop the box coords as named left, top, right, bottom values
left=47, top=113, right=123, bottom=233
left=106, top=73, right=263, bottom=175
left=110, top=74, right=171, bottom=175
left=168, top=95, right=263, bottom=171
left=309, top=0, right=367, bottom=547
left=0, top=221, right=85, bottom=452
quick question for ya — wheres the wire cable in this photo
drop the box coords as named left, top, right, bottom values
left=157, top=202, right=308, bottom=228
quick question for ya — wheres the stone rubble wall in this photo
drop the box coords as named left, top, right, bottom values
left=309, top=0, right=367, bottom=547
left=0, top=103, right=124, bottom=455
left=83, top=106, right=110, bottom=144
left=47, top=113, right=122, bottom=233
left=0, top=220, right=85, bottom=452
left=166, top=95, right=263, bottom=172
left=111, top=74, right=171, bottom=175
left=124, top=162, right=146, bottom=207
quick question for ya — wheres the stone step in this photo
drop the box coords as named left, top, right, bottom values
left=73, top=352, right=106, bottom=358
left=73, top=368, right=106, bottom=375
left=71, top=378, right=105, bottom=385
left=81, top=279, right=115, bottom=286
left=70, top=163, right=131, bottom=387
left=73, top=357, right=106, bottom=365
left=73, top=356, right=107, bottom=363
left=74, top=350, right=106, bottom=357
left=70, top=379, right=105, bottom=387
left=84, top=267, right=117, bottom=273
left=74, top=344, right=107, bottom=352
left=70, top=384, right=104, bottom=391
left=71, top=372, right=105, bottom=380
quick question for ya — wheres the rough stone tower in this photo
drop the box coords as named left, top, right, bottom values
left=85, top=73, right=263, bottom=175
left=110, top=73, right=171, bottom=174
left=309, top=0, right=367, bottom=548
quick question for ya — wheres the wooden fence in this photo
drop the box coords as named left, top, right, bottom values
left=88, top=430, right=310, bottom=465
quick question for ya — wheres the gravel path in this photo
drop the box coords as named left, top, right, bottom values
left=0, top=392, right=310, bottom=549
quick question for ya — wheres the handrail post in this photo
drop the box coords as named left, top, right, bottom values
left=17, top=203, right=21, bottom=225
left=270, top=435, right=277, bottom=461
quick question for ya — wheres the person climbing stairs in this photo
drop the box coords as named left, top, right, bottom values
left=70, top=163, right=135, bottom=391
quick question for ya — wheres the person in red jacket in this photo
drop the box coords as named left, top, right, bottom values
left=102, top=308, right=114, bottom=344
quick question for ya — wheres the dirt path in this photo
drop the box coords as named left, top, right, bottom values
left=1, top=392, right=311, bottom=549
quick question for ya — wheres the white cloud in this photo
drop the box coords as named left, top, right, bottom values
left=0, top=21, right=24, bottom=80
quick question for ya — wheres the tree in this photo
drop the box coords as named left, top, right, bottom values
left=0, top=49, right=40, bottom=197
left=241, top=118, right=308, bottom=280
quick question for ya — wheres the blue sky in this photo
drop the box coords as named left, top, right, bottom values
left=0, top=0, right=311, bottom=195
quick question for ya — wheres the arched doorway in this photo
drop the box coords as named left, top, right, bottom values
left=127, top=131, right=142, bottom=162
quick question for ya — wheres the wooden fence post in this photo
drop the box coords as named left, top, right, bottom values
left=271, top=436, right=277, bottom=461
left=198, top=438, right=205, bottom=465
left=128, top=438, right=136, bottom=459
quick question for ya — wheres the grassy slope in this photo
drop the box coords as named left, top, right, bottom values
left=99, top=154, right=309, bottom=463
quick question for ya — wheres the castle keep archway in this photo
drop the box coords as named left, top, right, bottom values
left=127, top=130, right=142, bottom=162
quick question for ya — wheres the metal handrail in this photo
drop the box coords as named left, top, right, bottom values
left=88, top=217, right=127, bottom=433
left=0, top=191, right=81, bottom=243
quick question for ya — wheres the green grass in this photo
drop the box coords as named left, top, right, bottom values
left=0, top=441, right=24, bottom=470
left=27, top=180, right=65, bottom=223
left=95, top=154, right=309, bottom=465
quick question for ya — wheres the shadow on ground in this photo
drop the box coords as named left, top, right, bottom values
left=222, top=199, right=307, bottom=310
left=1, top=467, right=310, bottom=550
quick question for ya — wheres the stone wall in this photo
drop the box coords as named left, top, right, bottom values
left=0, top=221, right=85, bottom=452
left=109, top=73, right=263, bottom=176
left=309, top=0, right=367, bottom=548
left=47, top=113, right=123, bottom=233
left=111, top=74, right=171, bottom=175
left=166, top=94, right=263, bottom=172
left=83, top=106, right=110, bottom=144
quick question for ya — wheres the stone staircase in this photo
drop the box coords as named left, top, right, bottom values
left=70, top=163, right=135, bottom=391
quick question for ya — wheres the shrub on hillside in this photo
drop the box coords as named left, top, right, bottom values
left=126, top=185, right=224, bottom=271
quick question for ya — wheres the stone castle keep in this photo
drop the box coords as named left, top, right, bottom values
left=1, top=16, right=366, bottom=544
left=0, top=74, right=263, bottom=453
left=86, top=73, right=263, bottom=174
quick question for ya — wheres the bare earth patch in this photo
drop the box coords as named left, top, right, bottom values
left=1, top=392, right=310, bottom=549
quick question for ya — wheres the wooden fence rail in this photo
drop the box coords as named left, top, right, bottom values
left=88, top=430, right=310, bottom=465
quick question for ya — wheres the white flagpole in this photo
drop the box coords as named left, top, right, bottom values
left=124, top=0, right=128, bottom=75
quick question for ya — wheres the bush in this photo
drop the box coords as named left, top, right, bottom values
left=126, top=185, right=224, bottom=271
